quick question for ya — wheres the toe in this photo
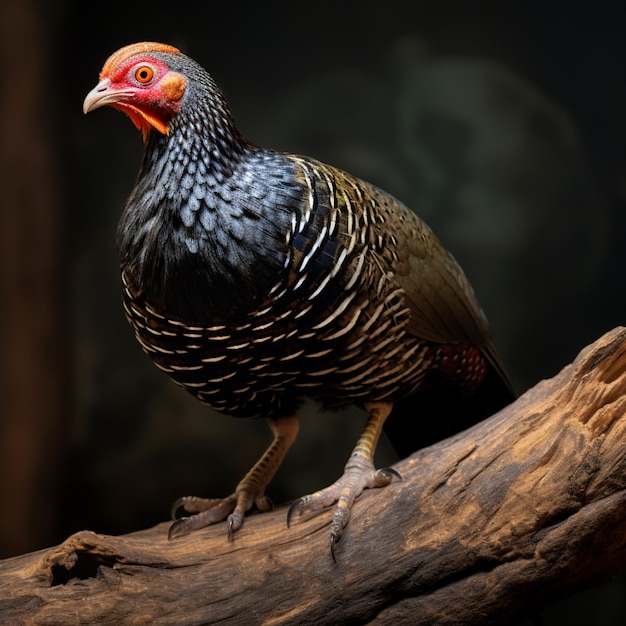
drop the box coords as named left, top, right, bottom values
left=171, top=495, right=225, bottom=518
left=285, top=459, right=401, bottom=560
left=168, top=496, right=237, bottom=539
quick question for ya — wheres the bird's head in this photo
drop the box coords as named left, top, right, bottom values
left=83, top=42, right=188, bottom=142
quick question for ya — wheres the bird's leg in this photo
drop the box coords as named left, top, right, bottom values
left=169, top=413, right=299, bottom=540
left=287, top=401, right=400, bottom=560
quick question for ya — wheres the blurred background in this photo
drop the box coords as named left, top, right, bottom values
left=1, top=0, right=624, bottom=622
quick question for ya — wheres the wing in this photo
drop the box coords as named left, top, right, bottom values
left=288, top=156, right=511, bottom=389
left=369, top=179, right=513, bottom=379
left=343, top=164, right=511, bottom=385
left=321, top=164, right=490, bottom=344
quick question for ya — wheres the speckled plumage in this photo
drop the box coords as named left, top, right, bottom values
left=86, top=43, right=514, bottom=553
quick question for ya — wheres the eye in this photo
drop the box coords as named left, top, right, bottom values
left=134, top=64, right=155, bottom=84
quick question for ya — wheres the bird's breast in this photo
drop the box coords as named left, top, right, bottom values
left=120, top=238, right=435, bottom=419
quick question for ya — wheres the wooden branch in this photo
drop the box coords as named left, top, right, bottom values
left=2, top=328, right=626, bottom=625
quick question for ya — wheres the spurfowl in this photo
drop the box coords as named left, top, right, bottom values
left=84, top=42, right=514, bottom=558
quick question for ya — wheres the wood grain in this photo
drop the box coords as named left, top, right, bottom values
left=1, top=328, right=625, bottom=625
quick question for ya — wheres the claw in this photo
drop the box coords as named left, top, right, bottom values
left=168, top=516, right=192, bottom=540
left=286, top=498, right=304, bottom=528
left=381, top=467, right=402, bottom=481
left=227, top=516, right=236, bottom=541
left=171, top=498, right=187, bottom=520
left=329, top=532, right=339, bottom=563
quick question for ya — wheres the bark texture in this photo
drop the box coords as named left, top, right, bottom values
left=1, top=328, right=625, bottom=625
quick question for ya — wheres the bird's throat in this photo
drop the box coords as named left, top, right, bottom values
left=112, top=101, right=169, bottom=142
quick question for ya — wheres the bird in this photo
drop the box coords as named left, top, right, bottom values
left=83, top=41, right=515, bottom=559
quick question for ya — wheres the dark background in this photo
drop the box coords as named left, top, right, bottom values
left=1, top=0, right=625, bottom=623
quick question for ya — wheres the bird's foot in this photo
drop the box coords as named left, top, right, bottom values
left=169, top=490, right=273, bottom=540
left=287, top=453, right=400, bottom=561
left=168, top=414, right=298, bottom=541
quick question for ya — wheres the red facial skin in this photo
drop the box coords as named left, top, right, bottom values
left=83, top=42, right=187, bottom=142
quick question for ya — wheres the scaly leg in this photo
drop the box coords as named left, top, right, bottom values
left=169, top=413, right=299, bottom=539
left=287, top=401, right=400, bottom=560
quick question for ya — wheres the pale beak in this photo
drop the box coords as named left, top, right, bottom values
left=83, top=78, right=135, bottom=114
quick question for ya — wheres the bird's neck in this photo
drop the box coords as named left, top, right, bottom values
left=156, top=83, right=248, bottom=179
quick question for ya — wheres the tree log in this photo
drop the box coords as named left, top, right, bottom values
left=1, top=328, right=626, bottom=625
